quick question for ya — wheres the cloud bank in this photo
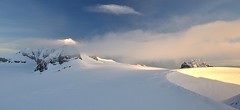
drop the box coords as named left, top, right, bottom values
left=89, top=4, right=141, bottom=15
left=1, top=20, right=240, bottom=68
left=80, top=20, right=240, bottom=67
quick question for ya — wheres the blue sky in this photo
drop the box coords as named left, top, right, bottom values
left=1, top=0, right=239, bottom=39
left=1, top=0, right=240, bottom=68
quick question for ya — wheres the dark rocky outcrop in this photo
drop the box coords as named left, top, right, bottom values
left=19, top=47, right=82, bottom=72
left=34, top=60, right=48, bottom=72
left=181, top=59, right=212, bottom=68
left=0, top=57, right=8, bottom=62
left=181, top=62, right=191, bottom=68
left=89, top=56, right=98, bottom=61
left=0, top=57, right=26, bottom=64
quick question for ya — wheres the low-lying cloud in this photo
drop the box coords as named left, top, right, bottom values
left=0, top=38, right=81, bottom=54
left=1, top=20, right=240, bottom=68
left=88, top=4, right=141, bottom=15
left=80, top=20, right=240, bottom=67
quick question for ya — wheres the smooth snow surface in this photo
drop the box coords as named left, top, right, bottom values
left=0, top=59, right=236, bottom=110
left=176, top=67, right=240, bottom=85
left=167, top=67, right=240, bottom=102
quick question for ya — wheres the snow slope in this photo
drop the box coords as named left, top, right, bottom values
left=0, top=57, right=234, bottom=110
left=167, top=71, right=240, bottom=101
left=176, top=67, right=240, bottom=85
left=224, top=94, right=240, bottom=110
left=167, top=67, right=240, bottom=110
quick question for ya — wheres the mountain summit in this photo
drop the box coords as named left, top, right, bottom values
left=18, top=46, right=81, bottom=72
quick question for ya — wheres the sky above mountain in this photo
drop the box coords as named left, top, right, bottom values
left=0, top=0, right=240, bottom=68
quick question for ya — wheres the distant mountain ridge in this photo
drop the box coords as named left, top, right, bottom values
left=0, top=46, right=82, bottom=72
left=19, top=46, right=82, bottom=72
left=0, top=57, right=26, bottom=63
left=0, top=45, right=122, bottom=72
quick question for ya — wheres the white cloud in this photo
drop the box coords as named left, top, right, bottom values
left=89, top=4, right=141, bottom=15
left=57, top=38, right=77, bottom=45
left=0, top=38, right=80, bottom=54
left=1, top=20, right=240, bottom=68
left=80, top=20, right=240, bottom=67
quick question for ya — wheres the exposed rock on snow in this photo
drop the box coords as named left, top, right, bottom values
left=19, top=46, right=82, bottom=72
left=181, top=59, right=212, bottom=68
left=0, top=57, right=8, bottom=62
left=0, top=57, right=26, bottom=64
left=89, top=56, right=99, bottom=61
left=34, top=60, right=48, bottom=72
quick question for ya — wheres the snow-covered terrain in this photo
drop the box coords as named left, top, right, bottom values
left=0, top=48, right=239, bottom=110
left=167, top=67, right=240, bottom=109
left=224, top=94, right=240, bottom=110
left=175, top=67, right=240, bottom=85
left=17, top=46, right=81, bottom=72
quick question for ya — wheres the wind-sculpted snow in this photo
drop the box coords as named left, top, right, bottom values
left=175, top=67, right=240, bottom=85
left=224, top=94, right=240, bottom=110
left=167, top=67, right=240, bottom=110
left=0, top=48, right=239, bottom=110
left=167, top=71, right=240, bottom=102
left=0, top=58, right=236, bottom=110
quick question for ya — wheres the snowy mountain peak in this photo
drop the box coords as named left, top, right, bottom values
left=1, top=45, right=122, bottom=72
left=18, top=46, right=82, bottom=72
